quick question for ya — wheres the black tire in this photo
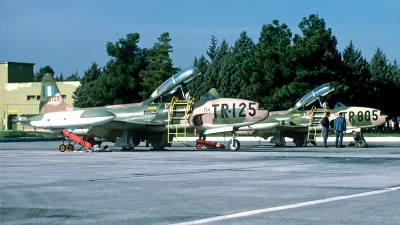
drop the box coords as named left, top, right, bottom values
left=134, top=139, right=140, bottom=147
left=151, top=142, right=165, bottom=150
left=59, top=144, right=66, bottom=152
left=228, top=139, right=240, bottom=151
left=294, top=139, right=305, bottom=147
left=67, top=144, right=74, bottom=152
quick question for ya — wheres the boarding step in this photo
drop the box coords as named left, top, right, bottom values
left=307, top=106, right=329, bottom=142
left=167, top=96, right=195, bottom=143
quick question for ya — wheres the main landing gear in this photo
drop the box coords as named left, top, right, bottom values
left=293, top=134, right=317, bottom=147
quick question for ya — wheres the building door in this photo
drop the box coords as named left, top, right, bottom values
left=7, top=114, right=18, bottom=130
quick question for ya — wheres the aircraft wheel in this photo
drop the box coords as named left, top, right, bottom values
left=67, top=144, right=74, bottom=152
left=151, top=141, right=165, bottom=150
left=133, top=138, right=140, bottom=147
left=59, top=144, right=66, bottom=152
left=294, top=139, right=305, bottom=147
left=228, top=139, right=240, bottom=151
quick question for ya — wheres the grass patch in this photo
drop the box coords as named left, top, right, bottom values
left=332, top=132, right=400, bottom=137
left=0, top=131, right=59, bottom=138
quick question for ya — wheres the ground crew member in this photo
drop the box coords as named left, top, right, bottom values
left=334, top=112, right=346, bottom=148
left=346, top=130, right=369, bottom=148
left=321, top=111, right=330, bottom=148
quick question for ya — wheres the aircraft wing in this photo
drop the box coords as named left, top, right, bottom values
left=87, top=120, right=166, bottom=141
left=203, top=126, right=234, bottom=135
left=238, top=116, right=308, bottom=139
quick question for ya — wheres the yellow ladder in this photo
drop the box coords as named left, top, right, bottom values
left=167, top=96, right=194, bottom=143
left=307, top=106, right=328, bottom=142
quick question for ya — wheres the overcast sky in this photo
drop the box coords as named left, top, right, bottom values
left=1, top=0, right=399, bottom=77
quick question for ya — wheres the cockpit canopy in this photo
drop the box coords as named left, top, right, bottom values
left=334, top=102, right=346, bottom=108
left=145, top=67, right=202, bottom=103
left=200, top=88, right=221, bottom=100
left=292, top=83, right=334, bottom=111
left=200, top=92, right=218, bottom=100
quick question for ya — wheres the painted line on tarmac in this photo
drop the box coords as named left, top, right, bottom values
left=171, top=186, right=400, bottom=225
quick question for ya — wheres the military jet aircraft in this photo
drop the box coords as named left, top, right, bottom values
left=20, top=67, right=269, bottom=151
left=236, top=83, right=388, bottom=147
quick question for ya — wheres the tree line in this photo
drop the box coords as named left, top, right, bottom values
left=34, top=14, right=399, bottom=120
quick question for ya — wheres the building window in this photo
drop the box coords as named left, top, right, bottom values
left=27, top=95, right=36, bottom=101
left=36, top=95, right=40, bottom=100
left=62, top=95, right=66, bottom=100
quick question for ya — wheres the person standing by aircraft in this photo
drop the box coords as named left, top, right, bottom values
left=198, top=130, right=206, bottom=140
left=321, top=111, right=330, bottom=148
left=185, top=91, right=192, bottom=100
left=334, top=112, right=346, bottom=148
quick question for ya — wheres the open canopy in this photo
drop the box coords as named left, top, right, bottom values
left=292, top=83, right=334, bottom=111
left=145, top=67, right=202, bottom=103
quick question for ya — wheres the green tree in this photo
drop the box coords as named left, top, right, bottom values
left=333, top=41, right=370, bottom=106
left=55, top=73, right=65, bottom=81
left=203, top=39, right=230, bottom=96
left=186, top=36, right=219, bottom=100
left=267, top=14, right=342, bottom=111
left=369, top=48, right=388, bottom=103
left=220, top=31, right=254, bottom=98
left=368, top=48, right=399, bottom=119
left=387, top=60, right=400, bottom=117
left=206, top=35, right=219, bottom=61
left=187, top=55, right=209, bottom=98
left=218, top=51, right=235, bottom=98
left=65, top=71, right=80, bottom=81
left=241, top=20, right=294, bottom=109
left=90, top=33, right=145, bottom=105
left=72, top=62, right=103, bottom=107
left=139, top=32, right=179, bottom=100
left=193, top=55, right=209, bottom=75
left=34, top=66, right=55, bottom=81
left=292, top=14, right=341, bottom=86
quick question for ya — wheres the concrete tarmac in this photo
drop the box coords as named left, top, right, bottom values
left=1, top=138, right=400, bottom=224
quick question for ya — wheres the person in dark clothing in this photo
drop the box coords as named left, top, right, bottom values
left=334, top=112, right=347, bottom=148
left=346, top=130, right=369, bottom=148
left=321, top=112, right=330, bottom=148
left=198, top=130, right=206, bottom=140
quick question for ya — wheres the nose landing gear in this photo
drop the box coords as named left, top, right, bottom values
left=227, top=132, right=240, bottom=151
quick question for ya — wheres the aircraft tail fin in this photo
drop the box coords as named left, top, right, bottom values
left=39, top=73, right=74, bottom=114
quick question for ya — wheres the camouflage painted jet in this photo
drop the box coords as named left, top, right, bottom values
left=20, top=67, right=269, bottom=151
left=237, top=83, right=388, bottom=147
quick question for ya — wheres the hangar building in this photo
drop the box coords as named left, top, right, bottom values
left=0, top=62, right=80, bottom=130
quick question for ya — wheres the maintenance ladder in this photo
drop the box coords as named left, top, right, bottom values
left=307, top=106, right=328, bottom=142
left=167, top=96, right=194, bottom=143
